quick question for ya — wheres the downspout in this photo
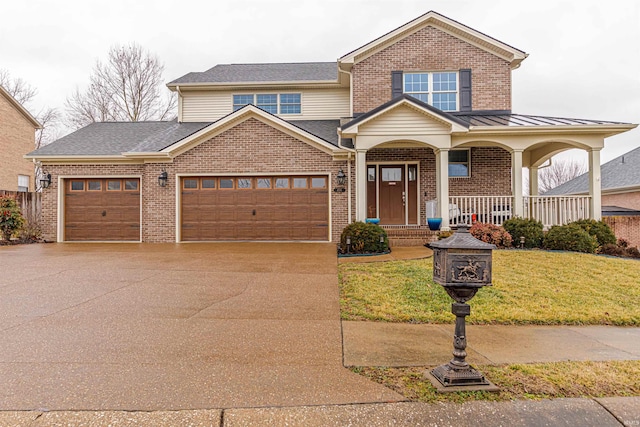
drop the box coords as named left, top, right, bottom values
left=347, top=152, right=352, bottom=223
left=338, top=66, right=353, bottom=117
left=176, top=85, right=183, bottom=123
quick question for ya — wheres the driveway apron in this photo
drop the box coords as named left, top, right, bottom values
left=0, top=243, right=401, bottom=410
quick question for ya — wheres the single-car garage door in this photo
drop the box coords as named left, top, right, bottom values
left=64, top=178, right=141, bottom=241
left=181, top=175, right=329, bottom=241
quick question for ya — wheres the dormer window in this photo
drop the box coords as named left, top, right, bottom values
left=403, top=72, right=458, bottom=111
left=233, top=93, right=301, bottom=114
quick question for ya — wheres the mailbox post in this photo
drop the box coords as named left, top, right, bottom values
left=428, top=225, right=498, bottom=391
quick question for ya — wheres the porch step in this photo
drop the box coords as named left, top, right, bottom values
left=382, top=226, right=439, bottom=248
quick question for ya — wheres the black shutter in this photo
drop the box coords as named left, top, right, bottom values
left=459, top=69, right=472, bottom=112
left=391, top=71, right=403, bottom=99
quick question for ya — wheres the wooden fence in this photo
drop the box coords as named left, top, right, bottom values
left=0, top=190, right=42, bottom=221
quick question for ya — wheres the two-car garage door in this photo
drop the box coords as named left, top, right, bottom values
left=62, top=175, right=330, bottom=242
left=181, top=175, right=329, bottom=241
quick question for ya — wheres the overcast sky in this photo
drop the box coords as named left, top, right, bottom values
left=2, top=0, right=639, bottom=164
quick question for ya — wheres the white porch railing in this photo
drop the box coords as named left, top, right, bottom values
left=524, top=196, right=591, bottom=228
left=446, top=195, right=592, bottom=228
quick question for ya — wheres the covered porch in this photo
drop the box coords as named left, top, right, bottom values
left=339, top=97, right=636, bottom=232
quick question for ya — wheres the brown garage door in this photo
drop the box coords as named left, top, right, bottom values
left=181, top=176, right=329, bottom=241
left=65, top=178, right=140, bottom=241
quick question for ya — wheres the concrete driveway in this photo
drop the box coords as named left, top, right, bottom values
left=0, top=243, right=401, bottom=410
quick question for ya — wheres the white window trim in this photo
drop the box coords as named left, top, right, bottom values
left=448, top=148, right=471, bottom=179
left=232, top=92, right=302, bottom=115
left=17, top=175, right=29, bottom=192
left=403, top=71, right=459, bottom=112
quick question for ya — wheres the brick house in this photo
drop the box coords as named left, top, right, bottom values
left=27, top=11, right=637, bottom=243
left=1, top=85, right=41, bottom=192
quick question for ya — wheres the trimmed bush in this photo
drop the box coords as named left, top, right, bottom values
left=627, top=246, right=640, bottom=259
left=0, top=197, right=25, bottom=242
left=469, top=222, right=512, bottom=248
left=502, top=217, right=544, bottom=248
left=437, top=230, right=454, bottom=240
left=340, top=221, right=389, bottom=254
left=598, top=243, right=626, bottom=257
left=543, top=224, right=598, bottom=253
left=572, top=219, right=617, bottom=247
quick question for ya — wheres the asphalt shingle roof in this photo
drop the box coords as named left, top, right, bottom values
left=28, top=119, right=342, bottom=157
left=545, top=145, right=640, bottom=195
left=170, top=62, right=338, bottom=85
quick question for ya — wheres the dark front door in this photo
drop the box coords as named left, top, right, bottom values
left=378, top=165, right=405, bottom=224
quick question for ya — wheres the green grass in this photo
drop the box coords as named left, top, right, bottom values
left=351, top=360, right=640, bottom=403
left=340, top=250, right=640, bottom=325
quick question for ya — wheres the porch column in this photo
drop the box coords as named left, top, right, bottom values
left=355, top=149, right=368, bottom=221
left=529, top=167, right=539, bottom=196
left=589, top=148, right=602, bottom=220
left=435, top=148, right=450, bottom=231
left=512, top=149, right=524, bottom=218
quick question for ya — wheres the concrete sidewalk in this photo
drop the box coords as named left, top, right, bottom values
left=343, top=322, right=640, bottom=366
left=1, top=397, right=638, bottom=426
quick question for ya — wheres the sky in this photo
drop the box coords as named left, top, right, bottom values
left=2, top=0, right=639, bottom=164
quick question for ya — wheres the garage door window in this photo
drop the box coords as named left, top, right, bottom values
left=311, top=177, right=326, bottom=188
left=124, top=180, right=139, bottom=191
left=220, top=178, right=234, bottom=189
left=70, top=181, right=84, bottom=191
left=183, top=179, right=198, bottom=189
left=257, top=178, right=271, bottom=189
left=87, top=180, right=102, bottom=191
left=275, top=178, right=289, bottom=189
left=107, top=180, right=121, bottom=191
left=293, top=177, right=308, bottom=188
left=201, top=179, right=216, bottom=189
left=237, top=178, right=252, bottom=189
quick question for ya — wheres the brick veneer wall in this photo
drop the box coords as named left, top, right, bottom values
left=366, top=146, right=511, bottom=223
left=602, top=192, right=640, bottom=211
left=352, top=25, right=512, bottom=113
left=602, top=216, right=640, bottom=248
left=41, top=118, right=349, bottom=242
left=0, top=94, right=36, bottom=191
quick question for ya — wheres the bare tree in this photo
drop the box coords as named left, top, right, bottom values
left=65, top=43, right=176, bottom=129
left=539, top=159, right=587, bottom=193
left=0, top=69, right=37, bottom=105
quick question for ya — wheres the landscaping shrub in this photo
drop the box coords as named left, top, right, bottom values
left=437, top=230, right=454, bottom=240
left=502, top=217, right=544, bottom=248
left=627, top=246, right=640, bottom=259
left=543, top=224, right=598, bottom=253
left=0, top=197, right=25, bottom=243
left=469, top=222, right=512, bottom=248
left=340, top=221, right=389, bottom=254
left=572, top=219, right=617, bottom=247
left=598, top=243, right=626, bottom=257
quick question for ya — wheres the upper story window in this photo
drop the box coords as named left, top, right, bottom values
left=404, top=72, right=458, bottom=111
left=232, top=93, right=301, bottom=114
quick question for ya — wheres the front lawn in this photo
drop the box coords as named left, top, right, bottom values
left=339, top=250, right=640, bottom=325
left=352, top=360, right=640, bottom=403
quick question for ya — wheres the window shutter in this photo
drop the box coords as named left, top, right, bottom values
left=459, top=69, right=472, bottom=112
left=391, top=71, right=403, bottom=99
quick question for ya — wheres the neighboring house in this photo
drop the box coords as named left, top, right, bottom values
left=546, top=146, right=640, bottom=247
left=0, top=85, right=41, bottom=192
left=545, top=146, right=640, bottom=211
left=26, top=11, right=637, bottom=243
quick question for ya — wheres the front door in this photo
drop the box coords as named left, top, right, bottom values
left=379, top=165, right=405, bottom=224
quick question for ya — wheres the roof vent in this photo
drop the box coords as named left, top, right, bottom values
left=622, top=156, right=625, bottom=164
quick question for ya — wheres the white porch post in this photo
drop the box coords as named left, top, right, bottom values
left=355, top=149, right=368, bottom=221
left=589, top=148, right=602, bottom=220
left=512, top=149, right=524, bottom=218
left=529, top=166, right=539, bottom=196
left=435, top=148, right=450, bottom=231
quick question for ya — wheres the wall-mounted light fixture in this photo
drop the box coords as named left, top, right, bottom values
left=333, top=169, right=346, bottom=192
left=158, top=171, right=168, bottom=187
left=40, top=173, right=52, bottom=189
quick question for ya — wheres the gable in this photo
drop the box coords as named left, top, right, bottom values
left=358, top=104, right=452, bottom=136
left=0, top=86, right=41, bottom=129
left=339, top=11, right=526, bottom=69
